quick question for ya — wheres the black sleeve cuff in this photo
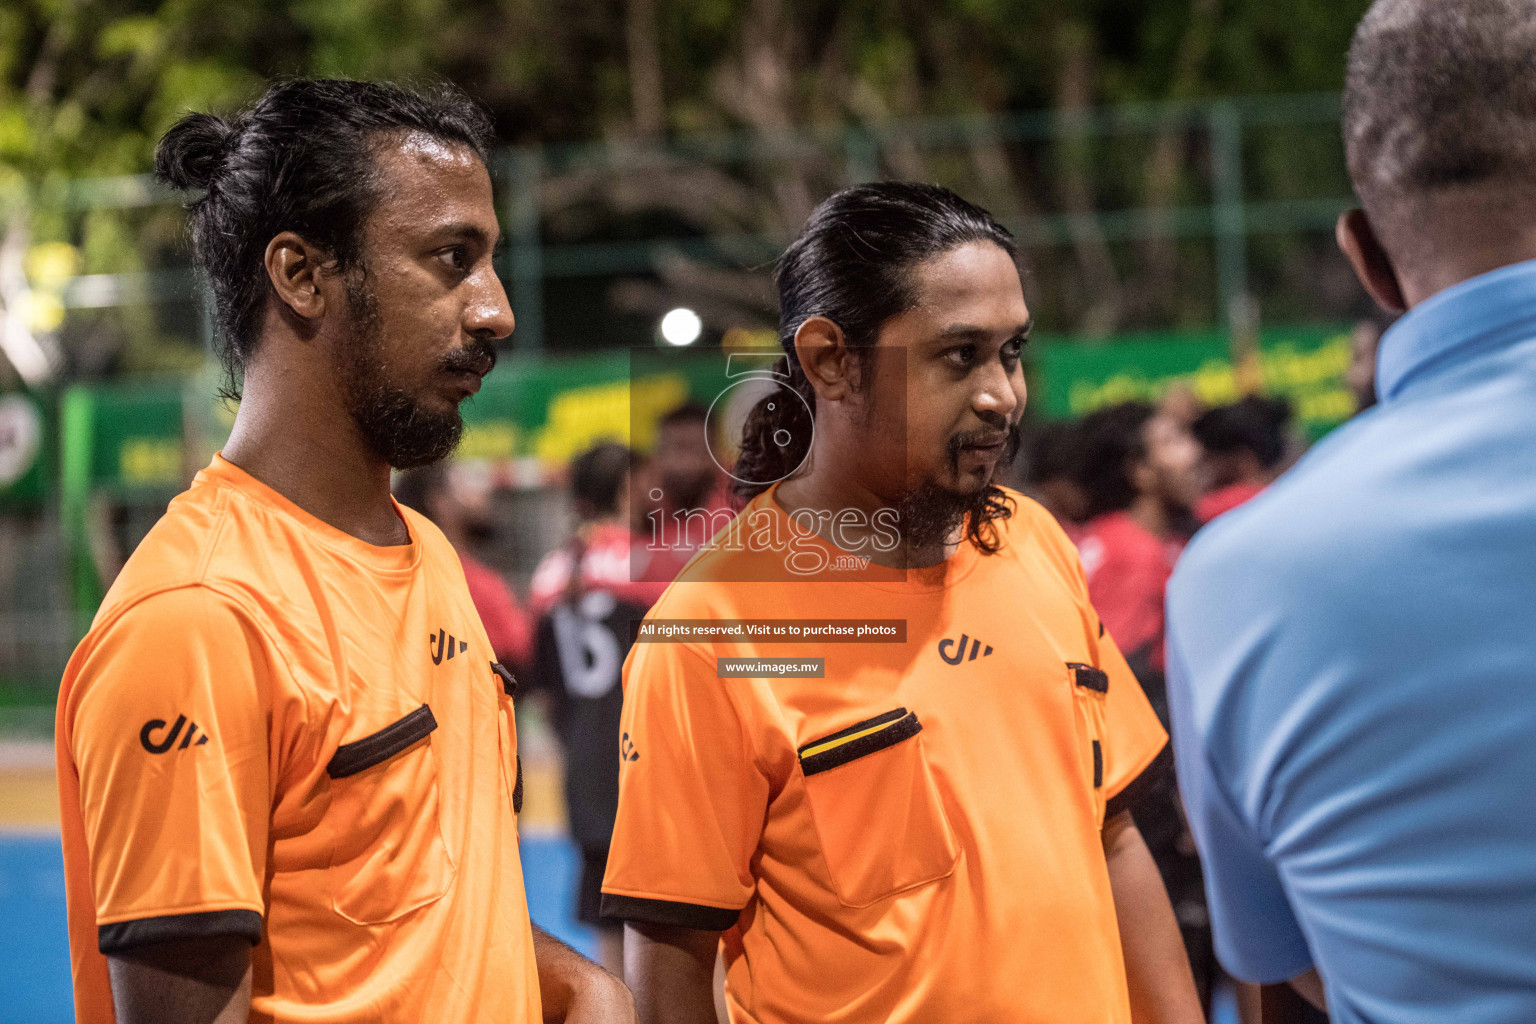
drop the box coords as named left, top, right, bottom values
left=1105, top=741, right=1172, bottom=822
left=600, top=893, right=742, bottom=931
left=99, top=908, right=263, bottom=955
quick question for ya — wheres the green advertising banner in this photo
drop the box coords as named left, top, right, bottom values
left=89, top=385, right=187, bottom=491
left=455, top=348, right=740, bottom=470
left=59, top=352, right=728, bottom=500
left=1033, top=325, right=1355, bottom=438
left=59, top=382, right=191, bottom=614
left=456, top=351, right=685, bottom=467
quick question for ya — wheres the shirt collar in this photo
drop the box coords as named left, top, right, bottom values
left=1377, top=257, right=1536, bottom=403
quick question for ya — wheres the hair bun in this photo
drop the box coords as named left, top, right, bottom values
left=154, top=112, right=236, bottom=190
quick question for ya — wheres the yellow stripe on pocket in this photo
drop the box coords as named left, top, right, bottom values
left=798, top=708, right=921, bottom=776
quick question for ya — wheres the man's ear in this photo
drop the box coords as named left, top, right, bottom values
left=264, top=232, right=330, bottom=322
left=792, top=316, right=853, bottom=402
left=1337, top=209, right=1408, bottom=314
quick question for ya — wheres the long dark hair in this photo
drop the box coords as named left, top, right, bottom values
left=155, top=79, right=494, bottom=398
left=735, top=181, right=1021, bottom=551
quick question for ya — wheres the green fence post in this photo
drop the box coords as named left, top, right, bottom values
left=1209, top=100, right=1251, bottom=335
left=59, top=386, right=103, bottom=625
left=504, top=147, right=546, bottom=353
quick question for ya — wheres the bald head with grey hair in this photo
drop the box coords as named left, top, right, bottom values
left=1337, top=0, right=1536, bottom=312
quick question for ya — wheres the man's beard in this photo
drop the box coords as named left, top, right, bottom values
left=336, top=278, right=496, bottom=470
left=896, top=423, right=1022, bottom=550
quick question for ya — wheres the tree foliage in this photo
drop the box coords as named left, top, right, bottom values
left=0, top=0, right=1375, bottom=376
left=1, top=0, right=1375, bottom=182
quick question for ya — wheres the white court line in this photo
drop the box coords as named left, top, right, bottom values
left=0, top=740, right=53, bottom=771
left=0, top=825, right=60, bottom=838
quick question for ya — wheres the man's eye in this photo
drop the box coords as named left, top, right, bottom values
left=1002, top=338, right=1025, bottom=362
left=946, top=344, right=976, bottom=367
left=437, top=246, right=469, bottom=272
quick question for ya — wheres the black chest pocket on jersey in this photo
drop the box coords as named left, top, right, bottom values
left=797, top=708, right=960, bottom=908
left=1067, top=663, right=1110, bottom=825
left=325, top=704, right=457, bottom=925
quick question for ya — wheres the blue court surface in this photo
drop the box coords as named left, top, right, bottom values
left=0, top=832, right=596, bottom=1024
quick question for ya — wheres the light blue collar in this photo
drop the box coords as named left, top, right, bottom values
left=1377, top=257, right=1536, bottom=402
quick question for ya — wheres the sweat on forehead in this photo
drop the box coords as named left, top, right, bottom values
left=363, top=135, right=496, bottom=234
left=391, top=130, right=487, bottom=169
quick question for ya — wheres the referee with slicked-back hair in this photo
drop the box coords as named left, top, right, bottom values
left=604, top=182, right=1202, bottom=1024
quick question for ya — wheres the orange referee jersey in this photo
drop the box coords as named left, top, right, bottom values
left=56, top=454, right=541, bottom=1024
left=602, top=484, right=1168, bottom=1023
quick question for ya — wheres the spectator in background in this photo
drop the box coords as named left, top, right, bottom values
left=395, top=462, right=534, bottom=674
left=1158, top=382, right=1205, bottom=431
left=1347, top=312, right=1396, bottom=413
left=653, top=403, right=724, bottom=510
left=1073, top=401, right=1202, bottom=685
left=1023, top=420, right=1089, bottom=536
left=1071, top=400, right=1215, bottom=1011
left=1190, top=396, right=1293, bottom=524
left=639, top=402, right=735, bottom=565
left=527, top=443, right=670, bottom=978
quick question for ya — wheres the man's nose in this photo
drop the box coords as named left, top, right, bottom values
left=974, top=361, right=1022, bottom=422
left=466, top=268, right=515, bottom=341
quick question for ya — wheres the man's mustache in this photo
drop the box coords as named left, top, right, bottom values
left=440, top=337, right=498, bottom=378
left=948, top=421, right=1022, bottom=462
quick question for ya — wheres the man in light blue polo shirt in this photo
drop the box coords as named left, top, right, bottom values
left=1167, top=2, right=1536, bottom=1021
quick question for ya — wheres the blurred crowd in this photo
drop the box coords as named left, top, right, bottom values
left=1023, top=312, right=1389, bottom=703
left=1021, top=390, right=1301, bottom=1012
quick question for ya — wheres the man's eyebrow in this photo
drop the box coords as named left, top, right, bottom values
left=935, top=316, right=1035, bottom=341
left=425, top=221, right=500, bottom=248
